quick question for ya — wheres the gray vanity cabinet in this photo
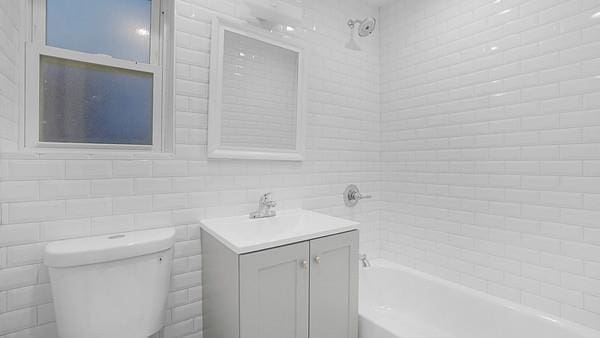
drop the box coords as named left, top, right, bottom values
left=239, top=242, right=310, bottom=338
left=309, top=231, right=358, bottom=338
left=201, top=230, right=359, bottom=338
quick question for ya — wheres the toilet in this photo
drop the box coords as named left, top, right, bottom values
left=44, top=228, right=176, bottom=338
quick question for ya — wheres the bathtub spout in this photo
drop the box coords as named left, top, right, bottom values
left=360, top=254, right=372, bottom=268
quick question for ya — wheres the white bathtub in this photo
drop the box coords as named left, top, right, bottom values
left=359, top=259, right=600, bottom=338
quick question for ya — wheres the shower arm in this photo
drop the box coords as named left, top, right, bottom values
left=347, top=19, right=362, bottom=29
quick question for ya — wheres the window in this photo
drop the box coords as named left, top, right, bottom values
left=25, top=0, right=174, bottom=152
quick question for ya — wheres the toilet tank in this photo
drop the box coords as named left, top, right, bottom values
left=44, top=228, right=175, bottom=338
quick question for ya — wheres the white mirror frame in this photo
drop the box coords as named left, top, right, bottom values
left=207, top=18, right=306, bottom=161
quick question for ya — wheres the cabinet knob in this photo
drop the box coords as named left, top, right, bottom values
left=314, top=256, right=321, bottom=264
left=300, top=260, right=309, bottom=270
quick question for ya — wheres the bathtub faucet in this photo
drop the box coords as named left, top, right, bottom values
left=360, top=254, right=372, bottom=268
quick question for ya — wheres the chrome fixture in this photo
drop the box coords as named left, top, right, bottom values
left=250, top=192, right=277, bottom=219
left=348, top=17, right=377, bottom=37
left=345, top=17, right=377, bottom=51
left=360, top=254, right=372, bottom=268
left=343, top=184, right=372, bottom=207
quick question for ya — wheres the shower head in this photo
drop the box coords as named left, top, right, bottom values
left=358, top=17, right=376, bottom=37
left=347, top=17, right=377, bottom=37
left=345, top=17, right=376, bottom=50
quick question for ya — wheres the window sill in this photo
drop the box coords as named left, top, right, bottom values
left=4, top=147, right=176, bottom=160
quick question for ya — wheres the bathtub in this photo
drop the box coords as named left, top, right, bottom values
left=358, top=259, right=600, bottom=338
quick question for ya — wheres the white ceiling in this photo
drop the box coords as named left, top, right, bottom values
left=365, top=0, right=397, bottom=8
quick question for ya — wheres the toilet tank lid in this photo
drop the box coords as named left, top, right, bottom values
left=44, top=228, right=176, bottom=267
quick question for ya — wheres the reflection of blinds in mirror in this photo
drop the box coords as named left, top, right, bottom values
left=221, top=31, right=298, bottom=150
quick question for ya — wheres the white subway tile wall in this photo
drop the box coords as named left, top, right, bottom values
left=0, top=0, right=380, bottom=337
left=221, top=30, right=299, bottom=150
left=380, top=0, right=600, bottom=330
left=0, top=0, right=19, bottom=154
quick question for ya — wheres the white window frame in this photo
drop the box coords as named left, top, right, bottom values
left=24, top=0, right=174, bottom=153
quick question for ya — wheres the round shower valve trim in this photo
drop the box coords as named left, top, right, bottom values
left=344, top=184, right=372, bottom=207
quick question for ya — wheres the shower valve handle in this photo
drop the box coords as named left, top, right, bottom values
left=351, top=191, right=371, bottom=200
left=344, top=184, right=372, bottom=207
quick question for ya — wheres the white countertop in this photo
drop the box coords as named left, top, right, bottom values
left=199, top=209, right=359, bottom=254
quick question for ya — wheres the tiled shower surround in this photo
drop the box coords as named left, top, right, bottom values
left=0, top=0, right=599, bottom=337
left=0, top=0, right=379, bottom=336
left=380, top=0, right=600, bottom=331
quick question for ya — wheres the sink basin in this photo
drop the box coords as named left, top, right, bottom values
left=199, top=209, right=359, bottom=254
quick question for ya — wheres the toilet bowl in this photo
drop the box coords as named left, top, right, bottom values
left=44, top=228, right=175, bottom=338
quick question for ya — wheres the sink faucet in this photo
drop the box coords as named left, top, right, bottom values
left=249, top=193, right=277, bottom=219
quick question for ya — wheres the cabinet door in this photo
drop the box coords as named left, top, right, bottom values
left=309, top=230, right=359, bottom=338
left=239, top=242, right=309, bottom=338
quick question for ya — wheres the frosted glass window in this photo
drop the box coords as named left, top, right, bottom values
left=220, top=31, right=299, bottom=150
left=46, top=0, right=152, bottom=63
left=39, top=56, right=153, bottom=145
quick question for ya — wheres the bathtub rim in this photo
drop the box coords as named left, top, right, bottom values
left=359, top=258, right=600, bottom=338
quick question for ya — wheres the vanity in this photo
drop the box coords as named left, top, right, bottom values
left=200, top=209, right=359, bottom=338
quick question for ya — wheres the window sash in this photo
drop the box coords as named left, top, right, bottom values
left=25, top=0, right=165, bottom=152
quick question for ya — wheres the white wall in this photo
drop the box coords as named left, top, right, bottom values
left=380, top=0, right=600, bottom=330
left=0, top=0, right=381, bottom=336
left=221, top=30, right=299, bottom=150
left=0, top=0, right=19, bottom=154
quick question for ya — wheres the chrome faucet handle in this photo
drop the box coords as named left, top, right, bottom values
left=343, top=184, right=372, bottom=207
left=261, top=193, right=276, bottom=206
left=354, top=191, right=372, bottom=200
